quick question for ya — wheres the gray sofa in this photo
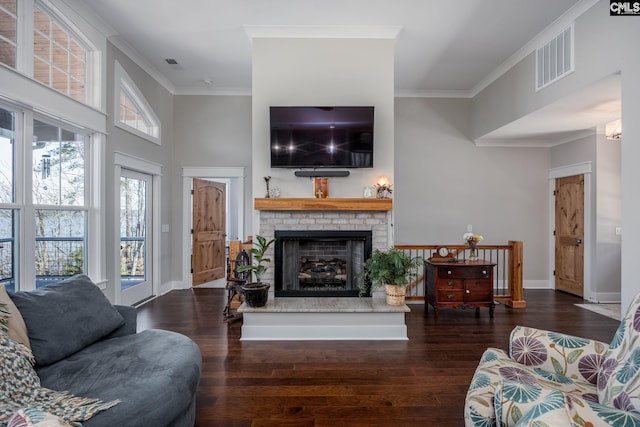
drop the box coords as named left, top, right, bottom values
left=8, top=275, right=201, bottom=427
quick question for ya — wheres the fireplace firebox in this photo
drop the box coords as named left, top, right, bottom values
left=274, top=230, right=372, bottom=297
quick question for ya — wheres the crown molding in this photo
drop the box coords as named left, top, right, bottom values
left=475, top=128, right=596, bottom=148
left=108, top=36, right=176, bottom=94
left=244, top=25, right=403, bottom=42
left=469, top=0, right=600, bottom=97
left=173, top=87, right=252, bottom=96
left=394, top=89, right=473, bottom=99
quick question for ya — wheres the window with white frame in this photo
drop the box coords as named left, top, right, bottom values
left=0, top=102, right=91, bottom=292
left=0, top=2, right=103, bottom=292
left=0, top=1, right=99, bottom=107
left=33, top=4, right=88, bottom=103
left=115, top=61, right=161, bottom=144
left=0, top=0, right=17, bottom=69
left=0, top=106, right=17, bottom=291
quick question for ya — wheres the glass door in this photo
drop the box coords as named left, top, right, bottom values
left=120, top=169, right=153, bottom=305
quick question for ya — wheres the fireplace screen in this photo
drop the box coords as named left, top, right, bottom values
left=274, top=230, right=372, bottom=297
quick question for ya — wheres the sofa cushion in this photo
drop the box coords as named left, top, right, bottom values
left=0, top=285, right=31, bottom=349
left=464, top=346, right=598, bottom=427
left=9, top=275, right=124, bottom=366
left=598, top=292, right=640, bottom=412
left=494, top=379, right=570, bottom=426
left=36, top=329, right=202, bottom=427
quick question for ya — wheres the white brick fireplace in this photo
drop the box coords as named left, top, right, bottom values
left=238, top=198, right=408, bottom=341
left=254, top=198, right=393, bottom=293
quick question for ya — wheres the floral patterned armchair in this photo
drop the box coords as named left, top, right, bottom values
left=465, top=292, right=640, bottom=426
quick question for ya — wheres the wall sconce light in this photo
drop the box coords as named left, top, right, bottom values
left=605, top=119, right=622, bottom=140
left=375, top=175, right=392, bottom=198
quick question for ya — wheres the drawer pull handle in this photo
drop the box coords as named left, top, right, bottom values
left=447, top=270, right=452, bottom=275
left=482, top=270, right=487, bottom=275
left=447, top=281, right=454, bottom=286
left=466, top=289, right=470, bottom=294
left=447, top=294, right=455, bottom=300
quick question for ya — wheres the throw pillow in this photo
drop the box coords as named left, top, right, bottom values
left=597, top=292, right=640, bottom=412
left=8, top=408, right=73, bottom=427
left=9, top=275, right=125, bottom=366
left=0, top=285, right=31, bottom=349
left=564, top=393, right=640, bottom=426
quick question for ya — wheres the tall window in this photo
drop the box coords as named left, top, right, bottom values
left=1, top=3, right=101, bottom=292
left=0, top=107, right=16, bottom=291
left=0, top=0, right=17, bottom=68
left=32, top=119, right=87, bottom=286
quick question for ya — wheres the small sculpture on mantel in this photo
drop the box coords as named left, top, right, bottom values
left=264, top=176, right=271, bottom=198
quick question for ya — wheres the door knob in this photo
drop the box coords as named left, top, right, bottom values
left=576, top=239, right=583, bottom=246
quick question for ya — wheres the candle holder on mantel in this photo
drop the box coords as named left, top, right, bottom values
left=313, top=177, right=329, bottom=198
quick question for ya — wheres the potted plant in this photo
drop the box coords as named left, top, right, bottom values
left=359, top=248, right=422, bottom=305
left=236, top=235, right=275, bottom=307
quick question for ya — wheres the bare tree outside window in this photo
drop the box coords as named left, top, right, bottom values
left=32, top=120, right=87, bottom=283
left=120, top=176, right=146, bottom=283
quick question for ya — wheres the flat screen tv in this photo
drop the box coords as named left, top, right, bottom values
left=270, top=106, right=374, bottom=168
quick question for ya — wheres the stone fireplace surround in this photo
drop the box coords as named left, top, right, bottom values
left=238, top=198, right=409, bottom=341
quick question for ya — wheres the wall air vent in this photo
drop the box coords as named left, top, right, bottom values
left=536, top=25, right=574, bottom=91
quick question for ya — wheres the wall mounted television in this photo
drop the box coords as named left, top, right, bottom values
left=270, top=106, right=374, bottom=168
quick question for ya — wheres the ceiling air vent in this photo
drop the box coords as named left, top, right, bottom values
left=536, top=25, right=574, bottom=91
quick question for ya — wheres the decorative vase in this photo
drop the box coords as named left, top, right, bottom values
left=384, top=284, right=406, bottom=306
left=242, top=282, right=270, bottom=307
left=468, top=243, right=477, bottom=261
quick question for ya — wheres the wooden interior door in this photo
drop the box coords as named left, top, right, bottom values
left=192, top=178, right=226, bottom=286
left=555, top=175, right=584, bottom=297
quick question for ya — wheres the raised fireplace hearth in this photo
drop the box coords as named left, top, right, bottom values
left=275, top=230, right=372, bottom=297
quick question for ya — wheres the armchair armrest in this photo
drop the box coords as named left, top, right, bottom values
left=104, top=305, right=138, bottom=339
left=509, top=325, right=609, bottom=385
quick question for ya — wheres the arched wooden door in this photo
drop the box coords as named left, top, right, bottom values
left=192, top=178, right=226, bottom=286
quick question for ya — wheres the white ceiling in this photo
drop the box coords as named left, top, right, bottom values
left=80, top=0, right=620, bottom=145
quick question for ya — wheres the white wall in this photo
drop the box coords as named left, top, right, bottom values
left=251, top=38, right=395, bottom=213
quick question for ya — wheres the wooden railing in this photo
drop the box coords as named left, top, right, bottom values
left=395, top=241, right=525, bottom=308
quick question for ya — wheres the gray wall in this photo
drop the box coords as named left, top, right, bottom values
left=549, top=133, right=622, bottom=301
left=251, top=38, right=395, bottom=208
left=595, top=135, right=622, bottom=300
left=105, top=42, right=175, bottom=299
left=470, top=0, right=638, bottom=307
left=172, top=94, right=253, bottom=249
left=394, top=97, right=550, bottom=282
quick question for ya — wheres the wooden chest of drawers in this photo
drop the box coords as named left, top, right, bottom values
left=424, top=259, right=496, bottom=318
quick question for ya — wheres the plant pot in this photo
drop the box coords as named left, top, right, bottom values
left=241, top=282, right=270, bottom=307
left=384, top=284, right=406, bottom=305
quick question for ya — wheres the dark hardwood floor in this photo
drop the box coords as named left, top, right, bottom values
left=136, top=289, right=619, bottom=427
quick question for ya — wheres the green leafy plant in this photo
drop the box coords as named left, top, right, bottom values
left=236, top=235, right=275, bottom=282
left=359, top=248, right=422, bottom=297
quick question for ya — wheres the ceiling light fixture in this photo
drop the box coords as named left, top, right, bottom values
left=165, top=58, right=179, bottom=65
left=605, top=119, right=622, bottom=140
